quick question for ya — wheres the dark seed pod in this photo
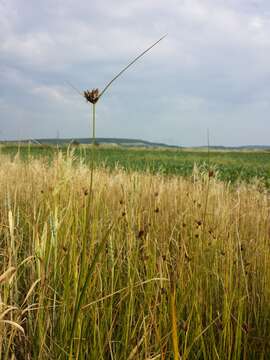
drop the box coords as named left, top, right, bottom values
left=161, top=287, right=166, bottom=295
left=84, top=88, right=100, bottom=104
left=242, top=323, right=249, bottom=333
left=208, top=170, right=215, bottom=178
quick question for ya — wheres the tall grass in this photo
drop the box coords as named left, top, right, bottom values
left=0, top=152, right=270, bottom=359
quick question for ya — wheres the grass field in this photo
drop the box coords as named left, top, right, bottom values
left=1, top=145, right=270, bottom=186
left=1, top=147, right=270, bottom=358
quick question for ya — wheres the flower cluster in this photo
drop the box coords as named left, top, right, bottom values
left=83, top=89, right=99, bottom=104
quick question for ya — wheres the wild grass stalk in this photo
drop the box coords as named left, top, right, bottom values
left=67, top=35, right=166, bottom=144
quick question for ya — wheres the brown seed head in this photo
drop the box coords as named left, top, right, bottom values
left=208, top=170, right=215, bottom=178
left=84, top=88, right=99, bottom=104
left=242, top=323, right=249, bottom=333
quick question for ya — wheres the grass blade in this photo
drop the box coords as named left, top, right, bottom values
left=99, top=34, right=167, bottom=98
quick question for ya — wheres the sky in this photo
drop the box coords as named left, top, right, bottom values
left=1, top=0, right=270, bottom=146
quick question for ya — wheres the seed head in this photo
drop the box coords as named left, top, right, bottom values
left=161, top=287, right=167, bottom=295
left=84, top=88, right=99, bottom=104
left=242, top=323, right=249, bottom=333
left=208, top=170, right=215, bottom=178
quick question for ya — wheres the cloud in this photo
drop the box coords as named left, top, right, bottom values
left=1, top=0, right=270, bottom=145
left=31, top=85, right=70, bottom=103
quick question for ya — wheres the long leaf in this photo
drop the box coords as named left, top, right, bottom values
left=99, top=34, right=167, bottom=98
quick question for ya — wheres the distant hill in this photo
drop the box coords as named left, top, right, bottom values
left=3, top=137, right=180, bottom=149
left=191, top=145, right=270, bottom=151
left=1, top=138, right=270, bottom=151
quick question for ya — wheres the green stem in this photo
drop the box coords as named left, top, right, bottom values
left=92, top=103, right=96, bottom=144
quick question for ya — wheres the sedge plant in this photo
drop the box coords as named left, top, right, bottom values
left=64, top=36, right=166, bottom=356
left=67, top=35, right=167, bottom=144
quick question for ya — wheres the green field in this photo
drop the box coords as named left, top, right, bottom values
left=1, top=145, right=270, bottom=186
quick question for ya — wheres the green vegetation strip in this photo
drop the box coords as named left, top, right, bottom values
left=2, top=145, right=270, bottom=186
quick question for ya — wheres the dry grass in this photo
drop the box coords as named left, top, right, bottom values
left=0, top=152, right=270, bottom=359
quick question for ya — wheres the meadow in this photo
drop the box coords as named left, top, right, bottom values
left=0, top=146, right=270, bottom=359
left=1, top=145, right=270, bottom=186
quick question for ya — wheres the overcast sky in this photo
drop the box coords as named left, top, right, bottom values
left=1, top=0, right=270, bottom=146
